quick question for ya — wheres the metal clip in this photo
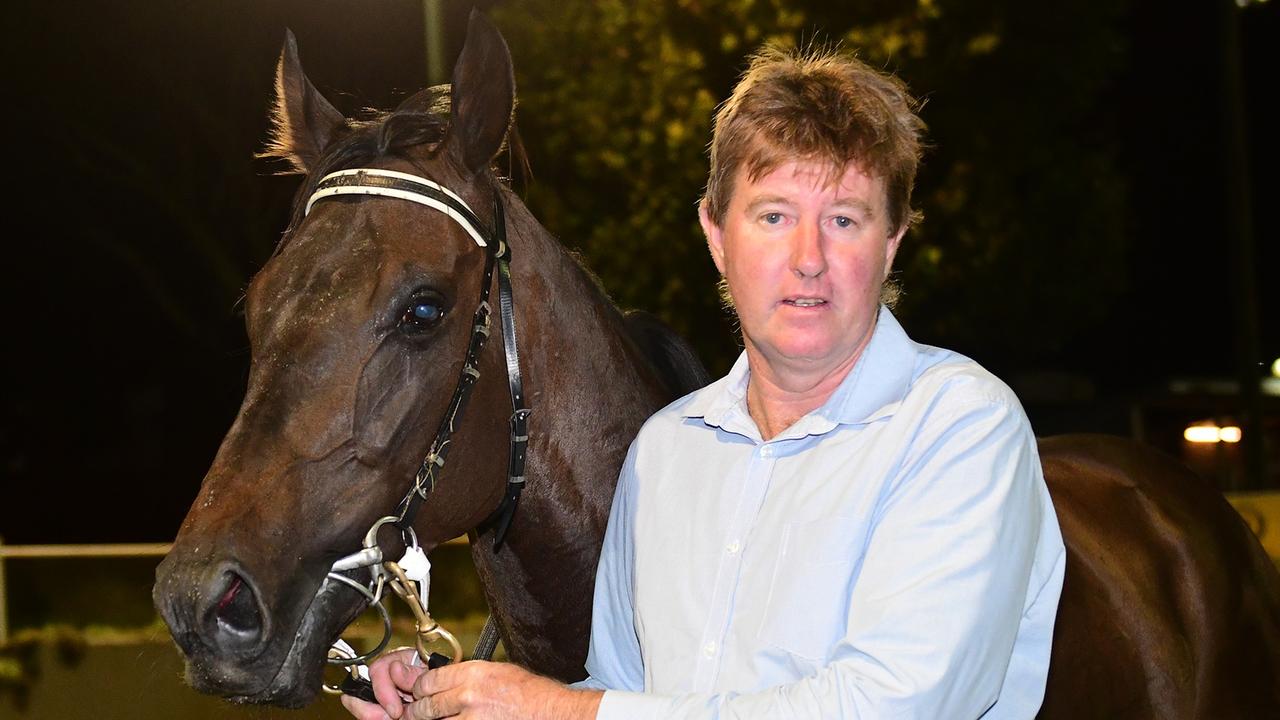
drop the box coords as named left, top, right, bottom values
left=329, top=546, right=383, bottom=574
left=321, top=572, right=392, bottom=668
left=384, top=561, right=463, bottom=665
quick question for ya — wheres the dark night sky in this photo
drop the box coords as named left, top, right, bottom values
left=2, top=0, right=1276, bottom=544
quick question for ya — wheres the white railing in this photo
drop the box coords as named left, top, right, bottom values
left=0, top=539, right=172, bottom=644
left=0, top=536, right=469, bottom=645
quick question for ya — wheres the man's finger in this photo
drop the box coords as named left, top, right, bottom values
left=392, top=659, right=435, bottom=700
left=404, top=686, right=466, bottom=720
left=370, top=649, right=420, bottom=718
left=409, top=660, right=472, bottom=699
left=340, top=692, right=393, bottom=720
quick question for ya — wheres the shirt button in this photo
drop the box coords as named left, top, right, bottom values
left=702, top=641, right=717, bottom=657
left=759, top=445, right=773, bottom=458
left=726, top=540, right=741, bottom=555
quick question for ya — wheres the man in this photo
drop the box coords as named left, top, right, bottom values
left=344, top=44, right=1065, bottom=720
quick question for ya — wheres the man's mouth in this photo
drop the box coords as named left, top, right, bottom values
left=783, top=297, right=827, bottom=307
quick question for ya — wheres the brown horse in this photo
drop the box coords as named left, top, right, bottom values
left=154, top=12, right=1280, bottom=716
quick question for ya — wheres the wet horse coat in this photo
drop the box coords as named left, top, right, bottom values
left=155, top=12, right=1280, bottom=716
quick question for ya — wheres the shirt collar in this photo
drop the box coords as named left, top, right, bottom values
left=681, top=306, right=918, bottom=438
left=680, top=351, right=752, bottom=430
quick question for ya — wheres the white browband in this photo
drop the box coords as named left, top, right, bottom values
left=304, top=168, right=488, bottom=248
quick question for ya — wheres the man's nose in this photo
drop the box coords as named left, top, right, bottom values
left=790, top=222, right=827, bottom=278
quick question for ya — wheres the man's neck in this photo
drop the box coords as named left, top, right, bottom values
left=743, top=341, right=867, bottom=441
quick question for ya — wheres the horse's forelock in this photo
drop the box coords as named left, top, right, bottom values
left=274, top=91, right=456, bottom=247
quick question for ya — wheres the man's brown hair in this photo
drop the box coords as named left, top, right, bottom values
left=702, top=45, right=926, bottom=236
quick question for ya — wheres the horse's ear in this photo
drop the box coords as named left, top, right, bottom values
left=395, top=84, right=452, bottom=116
left=446, top=10, right=515, bottom=175
left=261, top=29, right=345, bottom=174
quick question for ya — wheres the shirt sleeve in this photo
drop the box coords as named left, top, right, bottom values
left=597, top=393, right=1055, bottom=720
left=581, top=441, right=646, bottom=693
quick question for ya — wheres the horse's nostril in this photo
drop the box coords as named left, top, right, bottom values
left=213, top=572, right=262, bottom=638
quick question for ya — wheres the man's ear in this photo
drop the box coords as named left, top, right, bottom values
left=884, top=225, right=907, bottom=278
left=699, top=202, right=727, bottom=275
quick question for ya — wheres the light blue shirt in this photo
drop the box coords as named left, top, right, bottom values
left=578, top=307, right=1065, bottom=719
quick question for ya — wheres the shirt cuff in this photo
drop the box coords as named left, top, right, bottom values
left=597, top=690, right=680, bottom=720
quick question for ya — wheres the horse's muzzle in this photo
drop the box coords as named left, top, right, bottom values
left=154, top=547, right=365, bottom=707
left=153, top=556, right=276, bottom=691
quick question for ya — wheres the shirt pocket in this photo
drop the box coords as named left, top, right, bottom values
left=757, top=515, right=866, bottom=660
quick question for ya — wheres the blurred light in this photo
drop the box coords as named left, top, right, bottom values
left=1272, top=357, right=1280, bottom=378
left=1184, top=424, right=1243, bottom=443
left=1185, top=425, right=1221, bottom=443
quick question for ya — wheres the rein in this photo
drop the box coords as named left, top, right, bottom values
left=300, top=168, right=531, bottom=696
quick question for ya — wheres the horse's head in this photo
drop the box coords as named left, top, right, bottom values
left=154, top=12, right=522, bottom=706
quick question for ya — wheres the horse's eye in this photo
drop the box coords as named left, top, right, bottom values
left=399, top=295, right=446, bottom=332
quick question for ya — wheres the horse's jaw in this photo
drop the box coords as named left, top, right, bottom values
left=180, top=575, right=363, bottom=708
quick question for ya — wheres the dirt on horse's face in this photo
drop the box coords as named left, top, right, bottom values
left=154, top=13, right=517, bottom=706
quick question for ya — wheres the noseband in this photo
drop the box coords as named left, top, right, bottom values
left=305, top=167, right=531, bottom=546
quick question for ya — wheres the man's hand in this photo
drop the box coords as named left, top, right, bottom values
left=404, top=660, right=601, bottom=720
left=340, top=648, right=420, bottom=720
left=340, top=653, right=602, bottom=720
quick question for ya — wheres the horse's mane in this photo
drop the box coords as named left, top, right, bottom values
left=558, top=250, right=711, bottom=399
left=266, top=86, right=456, bottom=247
left=623, top=311, right=711, bottom=399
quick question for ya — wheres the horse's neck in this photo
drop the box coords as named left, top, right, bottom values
left=469, top=206, right=667, bottom=680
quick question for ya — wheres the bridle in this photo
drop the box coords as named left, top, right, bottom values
left=306, top=168, right=529, bottom=541
left=300, top=167, right=531, bottom=689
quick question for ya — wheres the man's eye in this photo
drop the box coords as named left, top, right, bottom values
left=833, top=215, right=855, bottom=229
left=762, top=212, right=784, bottom=225
left=399, top=296, right=446, bottom=332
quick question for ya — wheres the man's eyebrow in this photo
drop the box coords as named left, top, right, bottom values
left=742, top=195, right=878, bottom=216
left=743, top=195, right=794, bottom=213
left=830, top=198, right=876, bottom=216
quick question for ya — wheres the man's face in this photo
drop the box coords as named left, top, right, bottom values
left=701, top=160, right=905, bottom=376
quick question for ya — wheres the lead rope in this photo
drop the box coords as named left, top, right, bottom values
left=473, top=615, right=503, bottom=661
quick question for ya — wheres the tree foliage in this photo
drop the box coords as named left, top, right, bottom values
left=493, top=0, right=1131, bottom=374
